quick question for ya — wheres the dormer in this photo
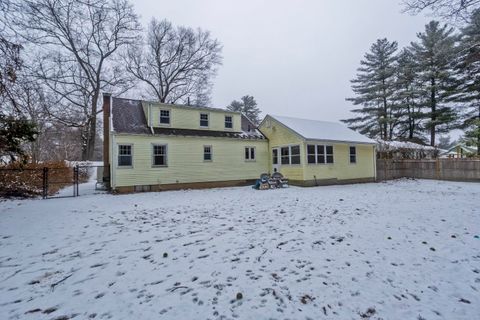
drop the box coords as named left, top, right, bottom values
left=142, top=101, right=242, bottom=132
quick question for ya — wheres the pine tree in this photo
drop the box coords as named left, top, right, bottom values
left=410, top=21, right=459, bottom=146
left=226, top=100, right=243, bottom=113
left=226, top=95, right=262, bottom=125
left=0, top=37, right=38, bottom=163
left=393, top=48, right=426, bottom=141
left=0, top=115, right=37, bottom=163
left=453, top=9, right=480, bottom=154
left=343, top=38, right=399, bottom=140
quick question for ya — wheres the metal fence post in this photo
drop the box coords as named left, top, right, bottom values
left=76, top=166, right=79, bottom=196
left=73, top=166, right=79, bottom=197
left=42, top=167, right=48, bottom=199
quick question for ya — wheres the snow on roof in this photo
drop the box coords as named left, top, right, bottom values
left=445, top=144, right=478, bottom=154
left=268, top=115, right=375, bottom=144
left=377, top=140, right=437, bottom=151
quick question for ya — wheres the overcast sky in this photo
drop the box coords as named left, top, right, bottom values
left=132, top=0, right=431, bottom=122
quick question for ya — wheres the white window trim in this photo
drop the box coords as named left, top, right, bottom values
left=159, top=108, right=171, bottom=127
left=245, top=146, right=256, bottom=162
left=272, top=148, right=279, bottom=165
left=117, top=143, right=133, bottom=169
left=152, top=143, right=168, bottom=167
left=225, top=114, right=234, bottom=130
left=203, top=145, right=213, bottom=162
left=349, top=145, right=357, bottom=164
left=325, top=145, right=334, bottom=164
left=306, top=144, right=334, bottom=165
left=279, top=144, right=301, bottom=166
left=200, top=112, right=210, bottom=128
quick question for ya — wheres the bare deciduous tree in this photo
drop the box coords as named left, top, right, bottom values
left=403, top=0, right=480, bottom=21
left=11, top=0, right=140, bottom=160
left=125, top=18, right=222, bottom=107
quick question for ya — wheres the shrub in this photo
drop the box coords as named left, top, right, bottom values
left=0, top=161, right=76, bottom=198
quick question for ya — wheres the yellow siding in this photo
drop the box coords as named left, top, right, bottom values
left=144, top=102, right=242, bottom=132
left=258, top=116, right=305, bottom=180
left=111, top=134, right=269, bottom=187
left=259, top=116, right=376, bottom=182
left=303, top=143, right=375, bottom=181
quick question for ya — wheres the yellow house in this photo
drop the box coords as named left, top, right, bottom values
left=258, top=115, right=376, bottom=185
left=103, top=94, right=269, bottom=192
left=102, top=94, right=376, bottom=192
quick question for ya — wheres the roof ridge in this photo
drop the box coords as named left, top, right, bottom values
left=270, top=114, right=342, bottom=125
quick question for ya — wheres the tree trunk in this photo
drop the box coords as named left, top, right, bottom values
left=383, top=96, right=388, bottom=140
left=85, top=94, right=99, bottom=161
left=408, top=105, right=414, bottom=139
left=477, top=104, right=480, bottom=156
left=86, top=118, right=96, bottom=160
left=430, top=78, right=436, bottom=147
left=81, top=127, right=89, bottom=161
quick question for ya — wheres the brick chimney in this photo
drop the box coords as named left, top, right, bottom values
left=102, top=93, right=111, bottom=189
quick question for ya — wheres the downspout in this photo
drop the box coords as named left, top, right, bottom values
left=111, top=133, right=116, bottom=189
left=373, top=144, right=377, bottom=182
left=109, top=97, right=114, bottom=189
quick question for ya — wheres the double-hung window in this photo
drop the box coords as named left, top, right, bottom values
left=306, top=144, right=334, bottom=164
left=280, top=145, right=301, bottom=165
left=160, top=109, right=170, bottom=125
left=200, top=113, right=209, bottom=127
left=307, top=145, right=316, bottom=164
left=203, top=145, right=212, bottom=161
left=349, top=146, right=357, bottom=163
left=152, top=144, right=167, bottom=166
left=245, top=147, right=255, bottom=161
left=272, top=149, right=278, bottom=164
left=291, top=146, right=300, bottom=164
left=225, top=115, right=233, bottom=129
left=281, top=147, right=290, bottom=164
left=326, top=146, right=334, bottom=163
left=118, top=144, right=132, bottom=167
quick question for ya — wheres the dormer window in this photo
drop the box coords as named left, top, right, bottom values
left=160, top=109, right=170, bottom=125
left=200, top=113, right=209, bottom=127
left=225, top=115, right=233, bottom=129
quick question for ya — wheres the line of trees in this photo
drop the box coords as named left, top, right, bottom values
left=343, top=9, right=480, bottom=153
left=1, top=0, right=223, bottom=163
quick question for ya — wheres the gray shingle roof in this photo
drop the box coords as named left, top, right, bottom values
left=112, top=97, right=150, bottom=134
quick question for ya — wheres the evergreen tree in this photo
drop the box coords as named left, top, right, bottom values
left=453, top=9, right=480, bottom=154
left=226, top=100, right=243, bottom=113
left=410, top=21, right=459, bottom=146
left=0, top=115, right=37, bottom=163
left=343, top=38, right=399, bottom=140
left=226, top=95, right=262, bottom=125
left=0, top=37, right=38, bottom=163
left=393, top=48, right=426, bottom=141
left=437, top=135, right=456, bottom=150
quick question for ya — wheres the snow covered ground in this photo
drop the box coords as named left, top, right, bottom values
left=0, top=179, right=479, bottom=320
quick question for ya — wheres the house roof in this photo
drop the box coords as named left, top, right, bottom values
left=445, top=144, right=478, bottom=154
left=111, top=97, right=265, bottom=139
left=267, top=115, right=376, bottom=144
left=112, top=97, right=150, bottom=134
left=377, top=140, right=437, bottom=151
